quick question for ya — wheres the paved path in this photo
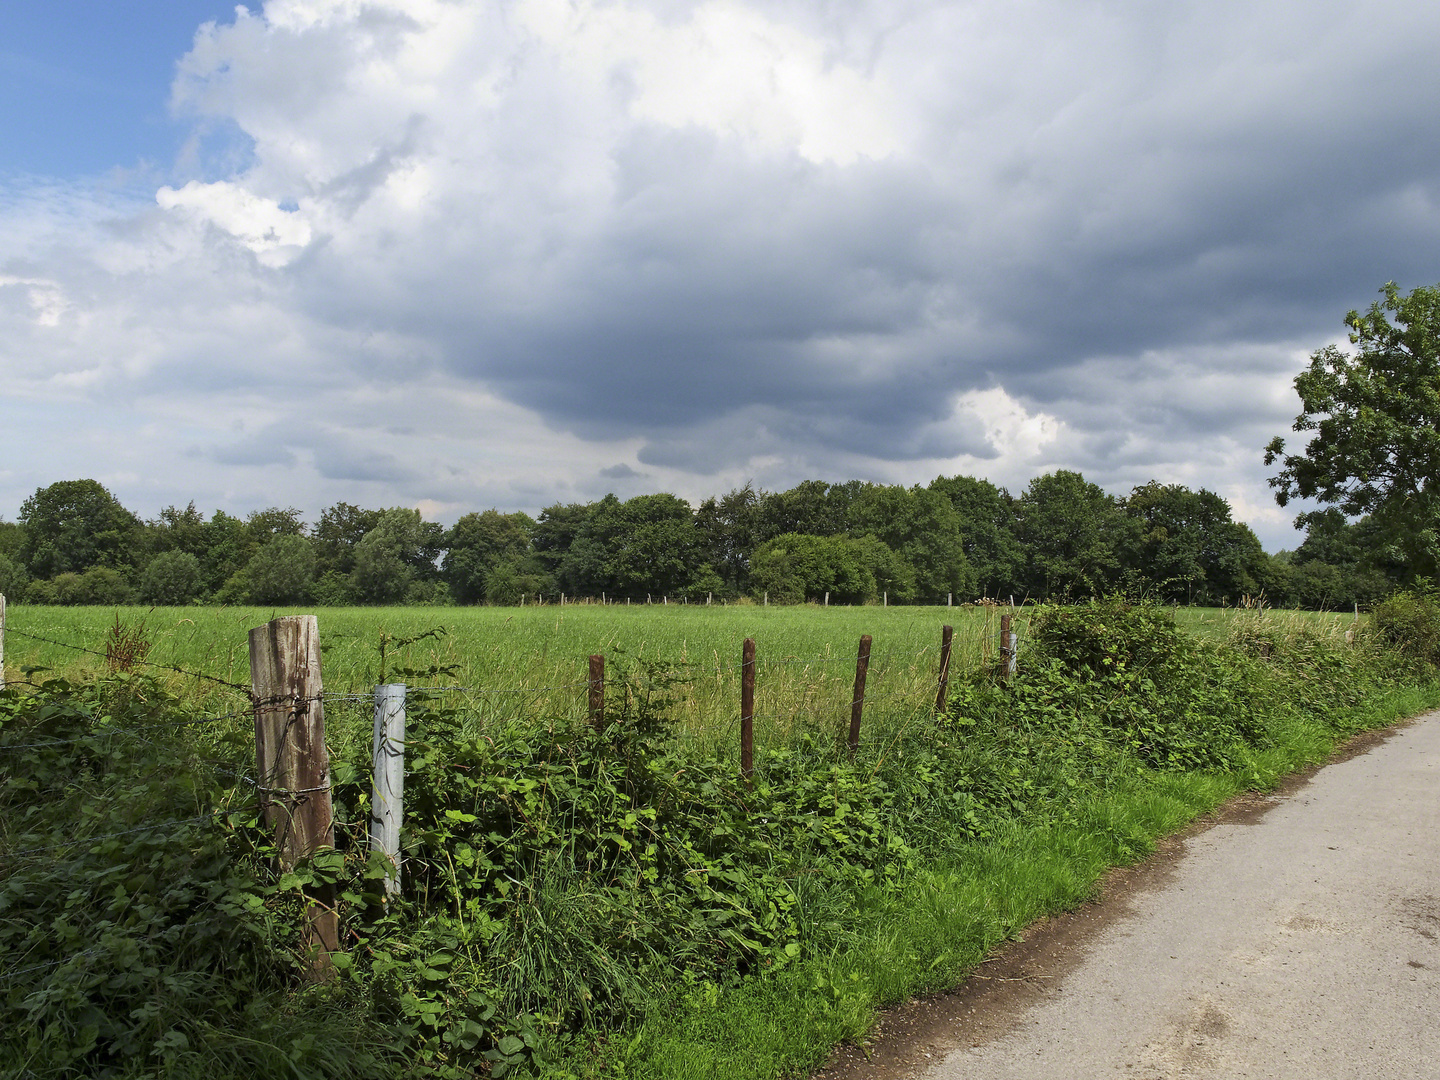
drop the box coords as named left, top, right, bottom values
left=913, top=710, right=1440, bottom=1080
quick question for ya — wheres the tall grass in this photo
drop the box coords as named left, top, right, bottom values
left=0, top=603, right=1027, bottom=755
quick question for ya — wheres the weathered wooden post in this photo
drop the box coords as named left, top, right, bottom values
left=741, top=638, right=756, bottom=785
left=249, top=615, right=338, bottom=981
left=370, top=683, right=405, bottom=899
left=588, top=654, right=605, bottom=725
left=1000, top=613, right=1017, bottom=681
left=935, top=624, right=953, bottom=714
left=848, top=634, right=872, bottom=755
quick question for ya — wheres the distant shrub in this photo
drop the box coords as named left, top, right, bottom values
left=26, top=567, right=135, bottom=605
left=1371, top=585, right=1440, bottom=664
left=138, top=550, right=205, bottom=605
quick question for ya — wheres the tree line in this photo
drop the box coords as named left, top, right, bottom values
left=0, top=471, right=1408, bottom=609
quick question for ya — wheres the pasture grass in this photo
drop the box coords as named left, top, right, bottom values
left=599, top=678, right=1440, bottom=1080
left=0, top=602, right=1022, bottom=755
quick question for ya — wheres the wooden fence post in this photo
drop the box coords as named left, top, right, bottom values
left=249, top=615, right=338, bottom=981
left=935, top=624, right=953, bottom=714
left=741, top=638, right=756, bottom=785
left=371, top=683, right=405, bottom=899
left=0, top=593, right=6, bottom=691
left=848, top=634, right=871, bottom=755
left=588, top=655, right=605, bottom=725
left=1000, top=613, right=1017, bottom=681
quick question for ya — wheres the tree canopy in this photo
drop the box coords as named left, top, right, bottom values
left=1266, top=281, right=1440, bottom=581
left=18, top=480, right=141, bottom=578
left=2, top=467, right=1411, bottom=609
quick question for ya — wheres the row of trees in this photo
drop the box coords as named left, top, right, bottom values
left=0, top=472, right=1409, bottom=609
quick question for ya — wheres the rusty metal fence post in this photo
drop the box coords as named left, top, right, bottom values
left=848, top=634, right=872, bottom=755
left=935, top=624, right=953, bottom=713
left=741, top=638, right=756, bottom=785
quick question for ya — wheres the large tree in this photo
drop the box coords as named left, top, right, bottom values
left=848, top=483, right=972, bottom=602
left=1014, top=471, right=1138, bottom=600
left=1124, top=482, right=1267, bottom=605
left=443, top=509, right=537, bottom=604
left=1265, top=282, right=1440, bottom=581
left=351, top=508, right=445, bottom=604
left=18, top=479, right=142, bottom=578
left=928, top=475, right=1023, bottom=599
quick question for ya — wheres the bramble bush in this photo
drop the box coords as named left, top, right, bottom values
left=1371, top=584, right=1440, bottom=665
left=1, top=599, right=1431, bottom=1078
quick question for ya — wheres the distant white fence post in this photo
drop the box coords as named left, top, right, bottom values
left=371, top=683, right=406, bottom=899
left=0, top=593, right=6, bottom=690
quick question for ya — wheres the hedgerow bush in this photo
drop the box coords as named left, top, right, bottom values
left=2, top=599, right=1432, bottom=1079
left=1371, top=585, right=1440, bottom=665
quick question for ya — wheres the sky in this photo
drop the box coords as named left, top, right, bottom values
left=4, top=0, right=1439, bottom=555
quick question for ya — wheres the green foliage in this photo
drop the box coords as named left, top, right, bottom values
left=352, top=509, right=445, bottom=605
left=242, top=535, right=319, bottom=605
left=26, top=567, right=135, bottom=605
left=1, top=598, right=1433, bottom=1079
left=1025, top=600, right=1267, bottom=769
left=848, top=484, right=972, bottom=601
left=1014, top=471, right=1139, bottom=600
left=18, top=480, right=142, bottom=580
left=1266, top=281, right=1440, bottom=582
left=1124, top=482, right=1268, bottom=605
left=442, top=510, right=537, bottom=604
left=0, top=673, right=398, bottom=1080
left=748, top=532, right=876, bottom=603
left=927, top=474, right=1023, bottom=599
left=1371, top=585, right=1440, bottom=664
left=138, top=551, right=205, bottom=606
left=0, top=549, right=30, bottom=600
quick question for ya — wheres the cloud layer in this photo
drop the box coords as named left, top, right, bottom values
left=5, top=0, right=1440, bottom=551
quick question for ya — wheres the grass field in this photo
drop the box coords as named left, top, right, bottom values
left=0, top=600, right=1365, bottom=761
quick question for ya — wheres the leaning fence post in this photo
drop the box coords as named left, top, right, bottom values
left=588, top=655, right=605, bottom=725
left=935, top=624, right=953, bottom=713
left=741, top=638, right=756, bottom=785
left=249, top=615, right=338, bottom=981
left=848, top=634, right=872, bottom=755
left=371, top=683, right=405, bottom=899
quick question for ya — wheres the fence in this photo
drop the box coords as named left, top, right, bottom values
left=0, top=602, right=1024, bottom=983
left=509, top=591, right=980, bottom=607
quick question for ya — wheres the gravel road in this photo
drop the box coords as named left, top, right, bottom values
left=819, top=710, right=1440, bottom=1080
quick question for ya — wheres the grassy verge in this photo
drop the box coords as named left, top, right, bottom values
left=568, top=609, right=1440, bottom=1079
left=3, top=596, right=1438, bottom=1079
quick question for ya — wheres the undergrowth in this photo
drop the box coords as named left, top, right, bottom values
left=1, top=599, right=1436, bottom=1079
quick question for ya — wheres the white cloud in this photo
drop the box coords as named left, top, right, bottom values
left=0, top=275, right=67, bottom=327
left=157, top=179, right=313, bottom=265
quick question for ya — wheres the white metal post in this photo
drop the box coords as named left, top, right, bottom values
left=370, top=683, right=406, bottom=898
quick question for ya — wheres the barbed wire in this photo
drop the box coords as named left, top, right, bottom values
left=0, top=947, right=109, bottom=986
left=0, top=704, right=254, bottom=754
left=1, top=624, right=253, bottom=694
left=404, top=680, right=597, bottom=697
left=1, top=811, right=237, bottom=860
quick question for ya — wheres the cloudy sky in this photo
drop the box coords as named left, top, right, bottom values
left=4, top=0, right=1438, bottom=553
